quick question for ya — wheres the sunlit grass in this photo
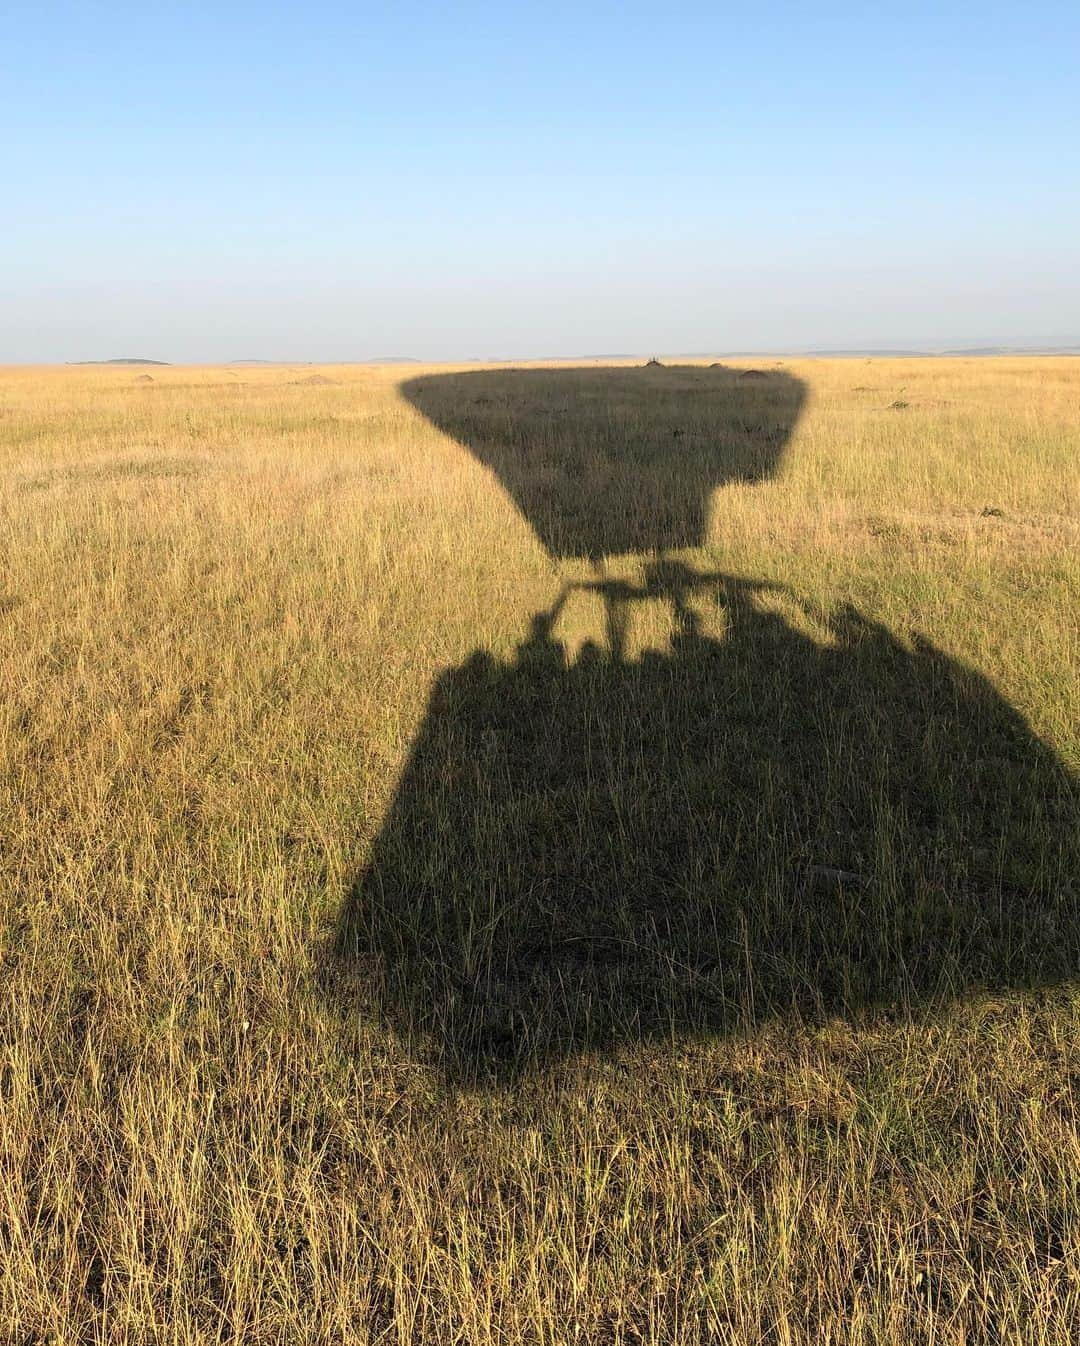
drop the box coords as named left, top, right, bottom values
left=1, top=357, right=1078, bottom=1341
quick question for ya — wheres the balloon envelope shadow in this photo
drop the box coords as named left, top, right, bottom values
left=328, top=366, right=1078, bottom=1084
left=401, top=363, right=806, bottom=558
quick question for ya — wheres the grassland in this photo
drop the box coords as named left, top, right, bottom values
left=1, top=356, right=1078, bottom=1343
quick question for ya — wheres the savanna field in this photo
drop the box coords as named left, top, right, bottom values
left=1, top=357, right=1078, bottom=1343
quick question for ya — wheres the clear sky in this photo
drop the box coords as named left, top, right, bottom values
left=4, top=1, right=1079, bottom=362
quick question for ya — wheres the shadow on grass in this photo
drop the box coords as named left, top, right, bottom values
left=400, top=362, right=806, bottom=558
left=328, top=365, right=1078, bottom=1084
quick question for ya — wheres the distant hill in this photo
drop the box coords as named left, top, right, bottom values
left=57, top=346, right=1080, bottom=370
left=802, top=345, right=1080, bottom=358
left=801, top=348, right=930, bottom=358
left=227, top=357, right=423, bottom=365
left=940, top=344, right=1080, bottom=357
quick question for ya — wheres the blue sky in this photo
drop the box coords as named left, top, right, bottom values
left=4, top=1, right=1079, bottom=361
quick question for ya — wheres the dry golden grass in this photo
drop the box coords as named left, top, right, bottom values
left=1, top=357, right=1078, bottom=1342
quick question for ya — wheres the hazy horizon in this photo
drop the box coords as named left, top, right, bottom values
left=5, top=1, right=1079, bottom=364
left=27, top=334, right=1080, bottom=368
